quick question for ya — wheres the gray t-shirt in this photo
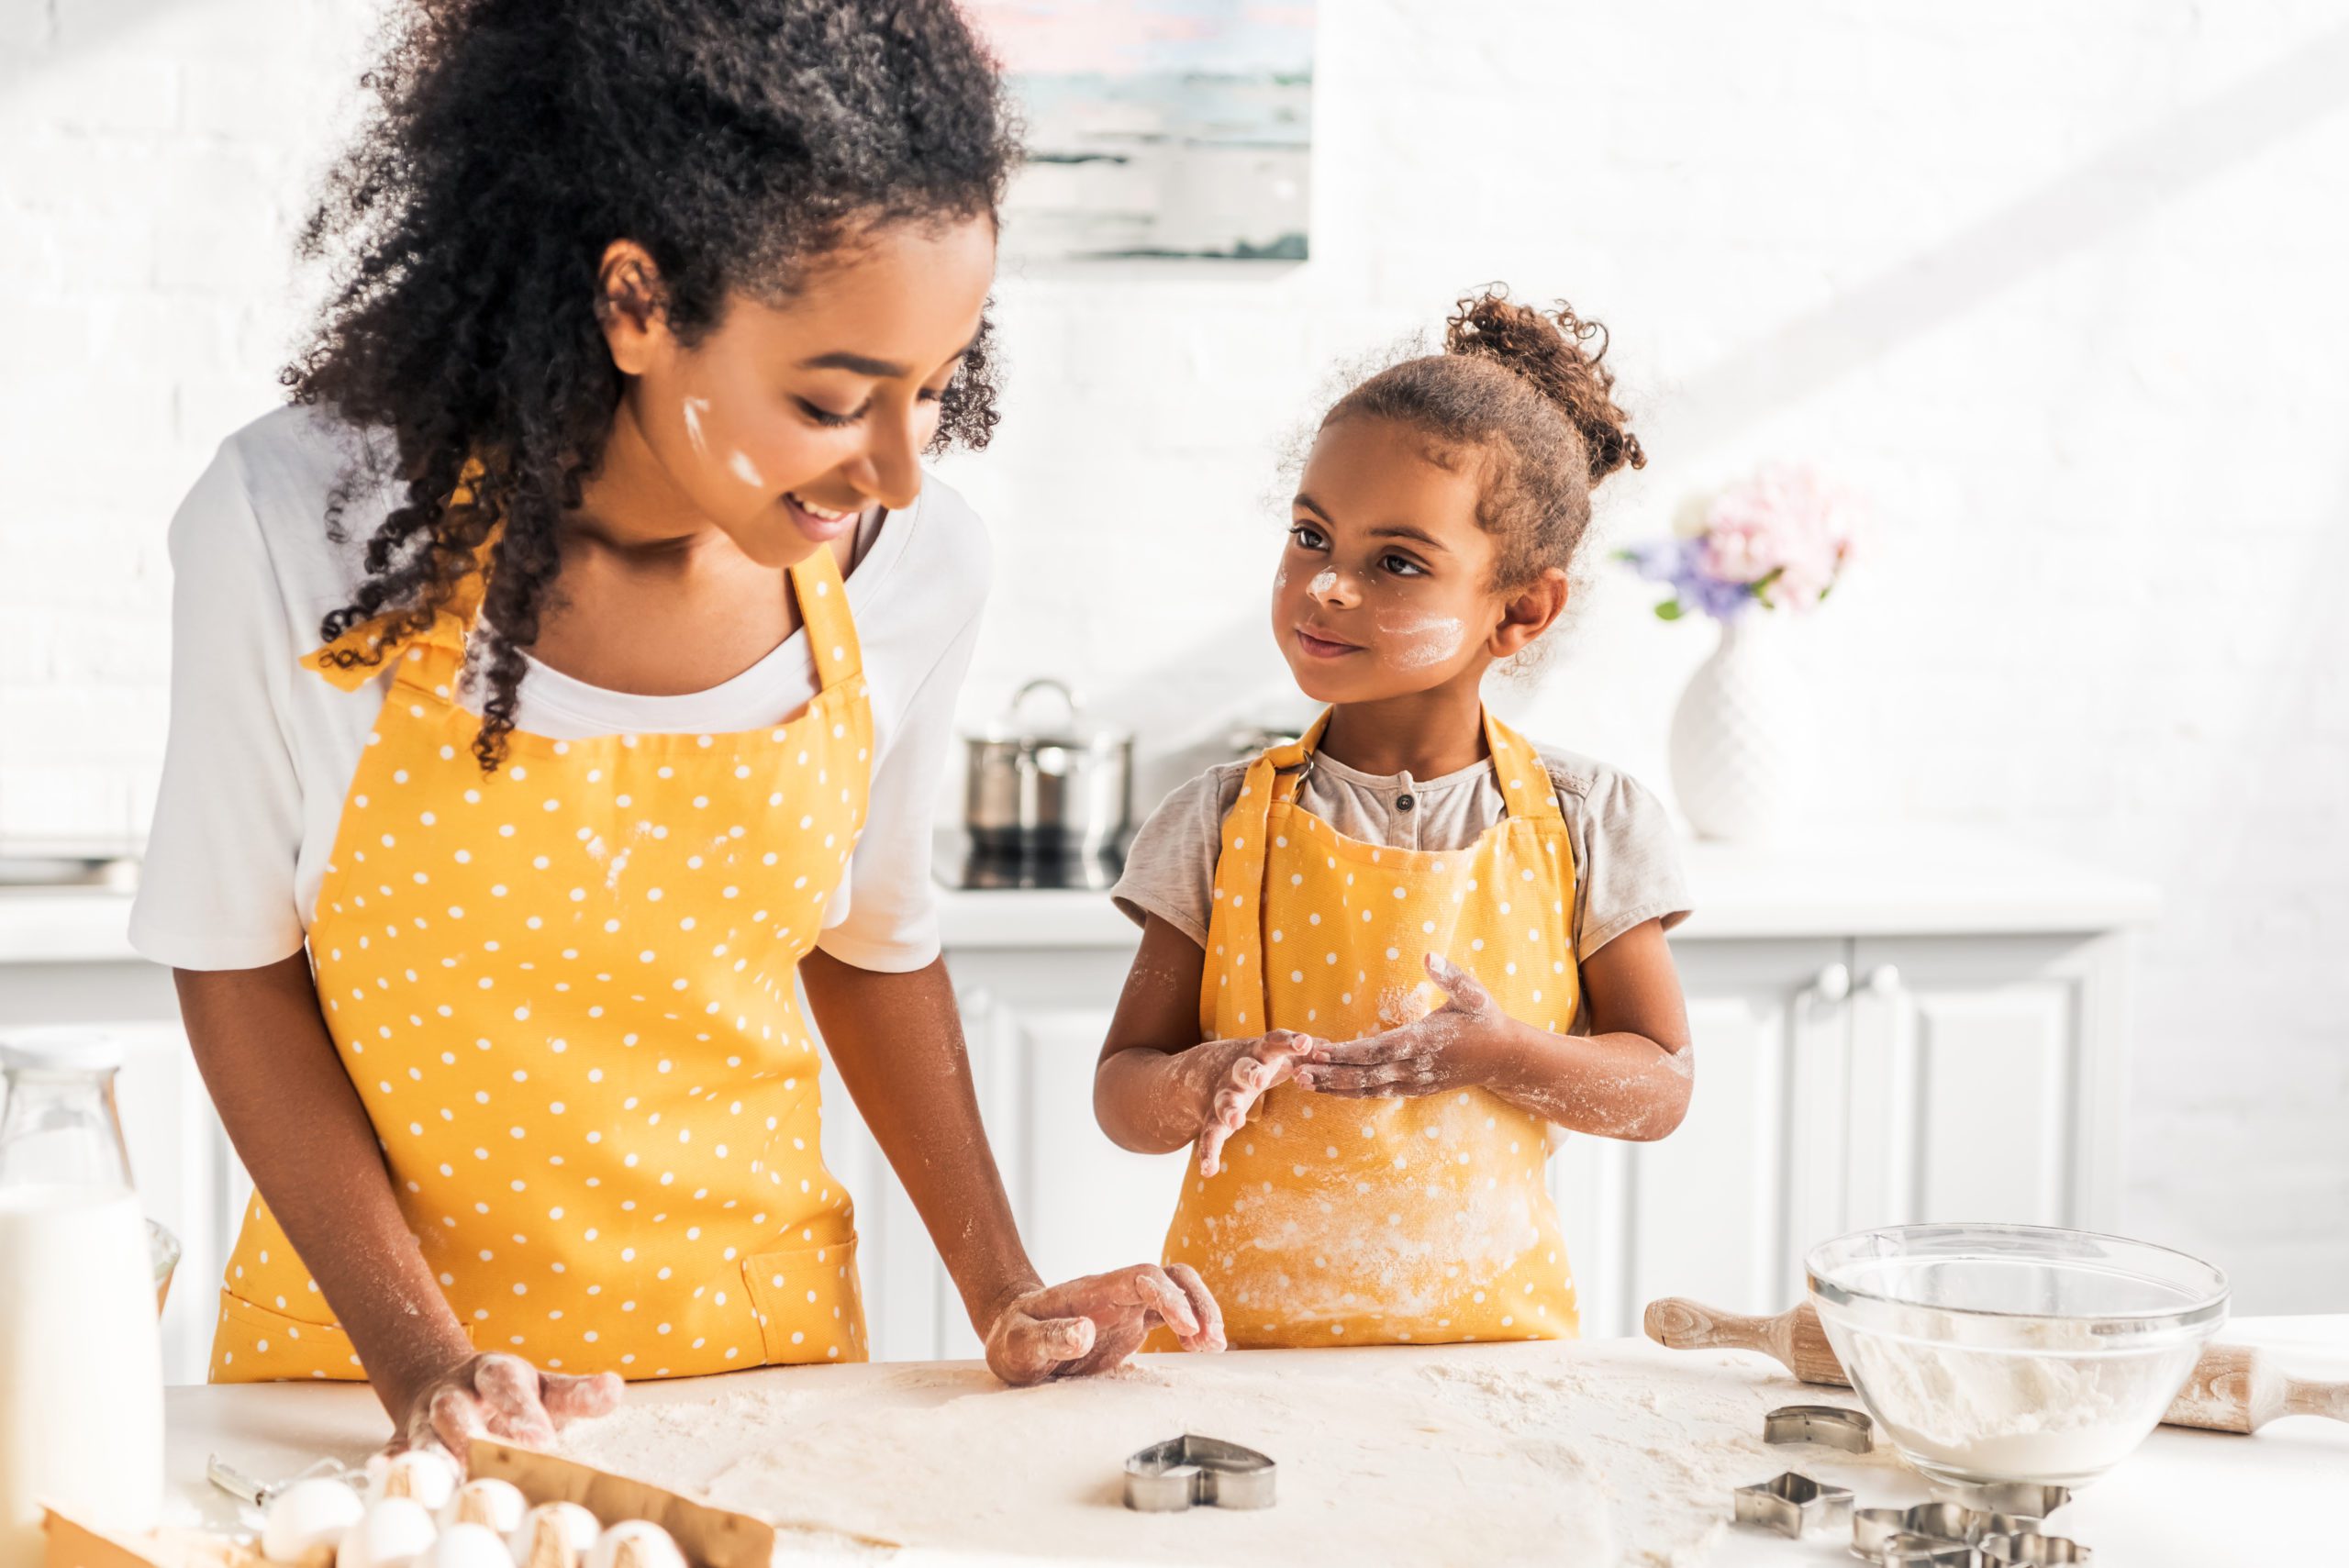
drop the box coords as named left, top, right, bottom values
left=1112, top=745, right=1692, bottom=965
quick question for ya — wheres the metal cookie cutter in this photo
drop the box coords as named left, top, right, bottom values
left=1731, top=1472, right=1854, bottom=1538
left=206, top=1455, right=354, bottom=1508
left=1854, top=1500, right=2030, bottom=1557
left=1866, top=1536, right=1977, bottom=1568
left=1121, top=1434, right=1276, bottom=1513
left=1981, top=1533, right=2093, bottom=1566
left=1763, top=1403, right=1876, bottom=1455
left=1947, top=1482, right=2072, bottom=1520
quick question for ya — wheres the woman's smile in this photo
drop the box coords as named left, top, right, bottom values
left=783, top=490, right=863, bottom=543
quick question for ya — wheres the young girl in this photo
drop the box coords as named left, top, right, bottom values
left=132, top=0, right=1218, bottom=1461
left=1097, top=291, right=1694, bottom=1346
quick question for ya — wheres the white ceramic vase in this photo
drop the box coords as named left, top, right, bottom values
left=1667, top=615, right=1810, bottom=842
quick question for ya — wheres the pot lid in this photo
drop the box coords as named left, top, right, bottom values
left=974, top=678, right=1129, bottom=747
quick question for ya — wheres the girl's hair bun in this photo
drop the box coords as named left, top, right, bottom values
left=1444, top=287, right=1645, bottom=485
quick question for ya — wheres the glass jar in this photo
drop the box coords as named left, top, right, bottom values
left=0, top=1030, right=166, bottom=1566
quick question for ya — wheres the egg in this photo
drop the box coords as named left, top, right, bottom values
left=420, top=1522, right=513, bottom=1568
left=262, top=1477, right=366, bottom=1563
left=584, top=1521, right=685, bottom=1568
left=337, top=1497, right=440, bottom=1568
left=372, top=1450, right=460, bottom=1512
left=438, top=1479, right=527, bottom=1536
left=509, top=1503, right=603, bottom=1568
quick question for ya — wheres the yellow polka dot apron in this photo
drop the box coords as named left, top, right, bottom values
left=1158, top=706, right=1582, bottom=1349
left=210, top=542, right=872, bottom=1382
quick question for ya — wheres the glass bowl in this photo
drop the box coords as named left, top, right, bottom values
left=1807, top=1222, right=2227, bottom=1486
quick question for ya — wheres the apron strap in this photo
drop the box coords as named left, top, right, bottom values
left=300, top=529, right=496, bottom=694
left=789, top=541, right=863, bottom=691
left=1197, top=704, right=1559, bottom=1040
left=1199, top=744, right=1286, bottom=1040
left=1483, top=706, right=1565, bottom=824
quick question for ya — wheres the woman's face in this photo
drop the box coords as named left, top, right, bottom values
left=1272, top=415, right=1562, bottom=704
left=602, top=215, right=996, bottom=567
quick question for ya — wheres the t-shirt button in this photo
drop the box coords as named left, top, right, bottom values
left=1396, top=794, right=1416, bottom=811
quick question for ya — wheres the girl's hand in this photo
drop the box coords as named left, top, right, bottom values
left=1195, top=1029, right=1318, bottom=1175
left=1297, top=953, right=1511, bottom=1098
left=393, top=1351, right=623, bottom=1468
left=984, top=1263, right=1225, bottom=1384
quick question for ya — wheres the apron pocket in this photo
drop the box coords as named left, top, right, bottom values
left=741, top=1238, right=867, bottom=1366
left=212, top=1291, right=358, bottom=1384
left=212, top=1289, right=474, bottom=1385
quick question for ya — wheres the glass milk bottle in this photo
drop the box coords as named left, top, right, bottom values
left=0, top=1032, right=166, bottom=1568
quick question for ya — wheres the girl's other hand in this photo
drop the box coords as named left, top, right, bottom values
left=394, top=1351, right=623, bottom=1469
left=1297, top=953, right=1508, bottom=1098
left=985, top=1262, right=1225, bottom=1383
left=1196, top=1029, right=1317, bottom=1175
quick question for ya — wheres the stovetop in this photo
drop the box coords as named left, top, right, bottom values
left=932, top=833, right=1125, bottom=892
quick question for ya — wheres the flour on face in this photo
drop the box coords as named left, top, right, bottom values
left=1376, top=611, right=1466, bottom=669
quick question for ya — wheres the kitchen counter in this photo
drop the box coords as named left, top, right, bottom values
left=159, top=1319, right=2345, bottom=1565
left=933, top=827, right=2158, bottom=950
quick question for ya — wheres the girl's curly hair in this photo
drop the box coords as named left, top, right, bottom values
left=294, top=0, right=1018, bottom=771
left=1325, top=286, right=1645, bottom=592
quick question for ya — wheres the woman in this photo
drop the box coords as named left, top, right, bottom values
left=128, top=0, right=1221, bottom=1458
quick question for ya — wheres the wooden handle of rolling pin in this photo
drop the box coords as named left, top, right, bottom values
left=1642, top=1297, right=2349, bottom=1435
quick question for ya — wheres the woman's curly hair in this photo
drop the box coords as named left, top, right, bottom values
left=293, top=0, right=1018, bottom=771
left=1326, top=286, right=1645, bottom=592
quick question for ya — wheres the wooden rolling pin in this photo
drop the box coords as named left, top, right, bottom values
left=1643, top=1296, right=2349, bottom=1435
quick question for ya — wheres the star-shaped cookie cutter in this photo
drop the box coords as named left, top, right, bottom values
left=1731, top=1471, right=1854, bottom=1537
left=1121, top=1434, right=1277, bottom=1513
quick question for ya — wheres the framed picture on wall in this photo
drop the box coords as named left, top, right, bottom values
left=964, top=0, right=1314, bottom=263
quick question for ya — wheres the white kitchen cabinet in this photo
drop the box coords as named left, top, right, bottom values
left=1556, top=930, right=2132, bottom=1340
left=1551, top=939, right=1843, bottom=1343
left=1840, top=934, right=2130, bottom=1240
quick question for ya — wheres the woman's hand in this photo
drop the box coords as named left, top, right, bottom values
left=1194, top=1029, right=1318, bottom=1175
left=392, top=1351, right=623, bottom=1467
left=984, top=1263, right=1225, bottom=1384
left=1297, top=953, right=1513, bottom=1098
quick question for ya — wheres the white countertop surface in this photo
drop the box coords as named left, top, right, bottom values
left=6, top=828, right=2159, bottom=966
left=159, top=1318, right=2343, bottom=1566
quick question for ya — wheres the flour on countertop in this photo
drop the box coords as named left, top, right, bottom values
left=558, top=1342, right=1880, bottom=1567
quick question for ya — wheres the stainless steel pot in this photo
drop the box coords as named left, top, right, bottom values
left=963, top=679, right=1133, bottom=856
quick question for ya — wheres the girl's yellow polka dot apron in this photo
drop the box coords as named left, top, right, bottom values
left=211, top=542, right=873, bottom=1382
left=1159, top=707, right=1582, bottom=1349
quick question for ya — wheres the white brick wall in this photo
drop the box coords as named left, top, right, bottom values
left=4, top=0, right=2344, bottom=1307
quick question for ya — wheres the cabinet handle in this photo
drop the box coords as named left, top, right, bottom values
left=1804, top=962, right=1852, bottom=1006
left=1861, top=963, right=1902, bottom=998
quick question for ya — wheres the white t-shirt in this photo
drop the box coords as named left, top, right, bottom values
left=128, top=405, right=987, bottom=974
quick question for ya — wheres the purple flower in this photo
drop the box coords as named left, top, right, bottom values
left=1618, top=464, right=1865, bottom=623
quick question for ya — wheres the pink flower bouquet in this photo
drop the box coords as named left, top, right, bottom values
left=1621, top=463, right=1862, bottom=621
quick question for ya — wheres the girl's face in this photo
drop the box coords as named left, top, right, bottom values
left=599, top=215, right=996, bottom=567
left=1272, top=415, right=1565, bottom=704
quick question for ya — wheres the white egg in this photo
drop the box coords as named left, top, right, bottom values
left=338, top=1497, right=439, bottom=1568
left=584, top=1521, right=685, bottom=1568
left=262, top=1477, right=366, bottom=1562
left=509, top=1503, right=602, bottom=1568
left=375, top=1450, right=460, bottom=1512
left=421, top=1522, right=513, bottom=1568
left=438, top=1479, right=527, bottom=1536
